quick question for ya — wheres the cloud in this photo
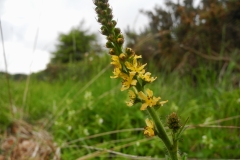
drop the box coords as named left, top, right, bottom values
left=0, top=41, right=50, bottom=74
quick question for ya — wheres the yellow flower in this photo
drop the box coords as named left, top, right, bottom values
left=126, top=90, right=136, bottom=106
left=110, top=68, right=122, bottom=79
left=121, top=72, right=137, bottom=91
left=144, top=118, right=155, bottom=137
left=125, top=55, right=146, bottom=74
left=138, top=88, right=161, bottom=110
left=110, top=55, right=121, bottom=69
left=138, top=72, right=157, bottom=83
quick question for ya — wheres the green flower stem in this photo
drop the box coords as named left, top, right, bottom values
left=147, top=107, right=179, bottom=160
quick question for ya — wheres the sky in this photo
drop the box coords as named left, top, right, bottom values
left=0, top=0, right=166, bottom=74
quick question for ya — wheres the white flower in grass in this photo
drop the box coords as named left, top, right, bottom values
left=84, top=129, right=89, bottom=136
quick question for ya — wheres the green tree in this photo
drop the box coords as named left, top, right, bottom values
left=50, top=22, right=102, bottom=64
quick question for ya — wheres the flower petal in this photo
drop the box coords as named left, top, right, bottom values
left=140, top=103, right=148, bottom=110
left=138, top=91, right=147, bottom=100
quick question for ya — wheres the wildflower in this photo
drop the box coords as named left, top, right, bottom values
left=110, top=68, right=122, bottom=79
left=138, top=72, right=157, bottom=83
left=144, top=118, right=155, bottom=137
left=121, top=72, right=137, bottom=91
left=110, top=55, right=121, bottom=69
left=126, top=90, right=136, bottom=106
left=125, top=55, right=146, bottom=74
left=138, top=88, right=161, bottom=110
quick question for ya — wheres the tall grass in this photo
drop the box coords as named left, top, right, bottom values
left=0, top=53, right=240, bottom=159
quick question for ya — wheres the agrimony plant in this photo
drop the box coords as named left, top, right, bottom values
left=93, top=0, right=188, bottom=159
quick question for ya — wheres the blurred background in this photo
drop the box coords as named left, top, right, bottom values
left=0, top=0, right=240, bottom=159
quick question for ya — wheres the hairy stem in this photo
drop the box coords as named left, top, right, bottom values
left=147, top=107, right=178, bottom=160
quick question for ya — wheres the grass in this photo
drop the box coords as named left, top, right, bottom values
left=0, top=53, right=240, bottom=159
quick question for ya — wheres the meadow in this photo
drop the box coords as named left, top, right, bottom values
left=0, top=53, right=240, bottom=159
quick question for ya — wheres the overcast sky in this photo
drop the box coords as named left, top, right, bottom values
left=0, top=0, right=167, bottom=74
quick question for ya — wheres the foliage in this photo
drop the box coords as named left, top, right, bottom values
left=50, top=21, right=102, bottom=64
left=125, top=0, right=240, bottom=75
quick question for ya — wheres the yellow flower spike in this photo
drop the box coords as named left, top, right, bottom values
left=126, top=90, right=136, bottom=106
left=110, top=68, right=122, bottom=79
left=138, top=88, right=161, bottom=110
left=144, top=118, right=155, bottom=137
left=121, top=72, right=137, bottom=91
left=110, top=55, right=121, bottom=69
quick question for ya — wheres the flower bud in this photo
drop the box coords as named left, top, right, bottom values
left=109, top=48, right=116, bottom=55
left=95, top=7, right=100, bottom=13
left=119, top=53, right=128, bottom=61
left=107, top=21, right=113, bottom=28
left=93, top=0, right=98, bottom=5
left=117, top=38, right=124, bottom=45
left=108, top=13, right=113, bottom=20
left=101, top=27, right=109, bottom=36
left=118, top=34, right=124, bottom=39
left=114, top=28, right=121, bottom=35
left=111, top=20, right=117, bottom=27
left=106, top=8, right=112, bottom=14
left=98, top=2, right=105, bottom=8
left=126, top=47, right=135, bottom=56
left=107, top=34, right=114, bottom=41
left=106, top=41, right=114, bottom=48
left=101, top=19, right=107, bottom=25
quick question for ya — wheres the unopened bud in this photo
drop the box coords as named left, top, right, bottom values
left=93, top=0, right=99, bottom=5
left=107, top=34, right=114, bottom=41
left=126, top=47, right=135, bottom=56
left=119, top=53, right=128, bottom=61
left=101, top=19, right=107, bottom=25
left=111, top=20, right=117, bottom=27
left=118, top=34, right=124, bottom=39
left=101, top=28, right=109, bottom=36
left=108, top=13, right=113, bottom=20
left=117, top=38, right=124, bottom=45
left=114, top=28, right=121, bottom=35
left=109, top=48, right=115, bottom=55
left=107, top=8, right=112, bottom=14
left=106, top=41, right=114, bottom=48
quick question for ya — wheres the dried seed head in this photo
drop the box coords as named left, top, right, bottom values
left=167, top=112, right=181, bottom=133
